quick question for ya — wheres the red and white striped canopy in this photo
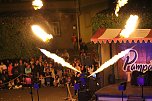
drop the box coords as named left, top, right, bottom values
left=91, top=29, right=152, bottom=43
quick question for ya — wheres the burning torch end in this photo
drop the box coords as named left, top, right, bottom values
left=77, top=70, right=81, bottom=74
left=35, top=47, right=41, bottom=50
left=88, top=72, right=96, bottom=78
left=88, top=75, right=93, bottom=78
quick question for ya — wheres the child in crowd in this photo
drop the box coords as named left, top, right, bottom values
left=60, top=75, right=66, bottom=87
left=25, top=63, right=32, bottom=76
left=74, top=72, right=81, bottom=95
left=39, top=75, right=45, bottom=87
left=24, top=77, right=32, bottom=87
left=74, top=80, right=80, bottom=95
left=67, top=76, right=71, bottom=86
left=45, top=68, right=51, bottom=86
left=14, top=78, right=22, bottom=89
left=8, top=80, right=15, bottom=89
left=53, top=75, right=60, bottom=87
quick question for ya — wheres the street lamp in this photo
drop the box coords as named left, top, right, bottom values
left=75, top=0, right=80, bottom=50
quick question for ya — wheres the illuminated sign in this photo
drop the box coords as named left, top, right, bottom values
left=123, top=49, right=152, bottom=72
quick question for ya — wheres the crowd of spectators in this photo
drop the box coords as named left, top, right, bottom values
left=0, top=48, right=99, bottom=94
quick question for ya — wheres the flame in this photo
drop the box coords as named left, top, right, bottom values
left=40, top=49, right=81, bottom=73
left=120, top=15, right=138, bottom=38
left=31, top=25, right=53, bottom=42
left=115, top=0, right=128, bottom=16
left=89, top=48, right=132, bottom=77
left=32, top=0, right=43, bottom=10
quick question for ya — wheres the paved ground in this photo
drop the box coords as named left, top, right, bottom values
left=0, top=87, right=77, bottom=101
left=96, top=83, right=152, bottom=98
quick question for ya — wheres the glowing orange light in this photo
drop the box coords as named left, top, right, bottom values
left=89, top=48, right=132, bottom=77
left=115, top=0, right=128, bottom=16
left=40, top=49, right=81, bottom=73
left=31, top=25, right=53, bottom=42
left=32, top=0, right=43, bottom=10
left=120, top=15, right=139, bottom=38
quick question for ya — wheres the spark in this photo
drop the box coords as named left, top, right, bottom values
left=120, top=15, right=139, bottom=38
left=115, top=0, right=128, bottom=16
left=89, top=48, right=132, bottom=77
left=40, top=49, right=81, bottom=73
left=32, top=0, right=43, bottom=10
left=31, top=25, right=53, bottom=42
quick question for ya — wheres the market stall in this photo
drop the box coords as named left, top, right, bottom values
left=91, top=29, right=152, bottom=86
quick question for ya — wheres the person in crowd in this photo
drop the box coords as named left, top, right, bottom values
left=8, top=62, right=13, bottom=80
left=70, top=73, right=75, bottom=87
left=0, top=43, right=99, bottom=93
left=39, top=74, right=45, bottom=87
left=34, top=60, right=40, bottom=78
left=60, top=75, right=67, bottom=87
left=14, top=78, right=22, bottom=89
left=0, top=80, right=3, bottom=89
left=0, top=62, right=7, bottom=73
left=43, top=62, right=48, bottom=73
left=71, top=33, right=77, bottom=50
left=39, top=55, right=43, bottom=63
left=25, top=63, right=32, bottom=76
left=39, top=62, right=44, bottom=76
left=18, top=59, right=25, bottom=84
left=80, top=65, right=86, bottom=73
left=74, top=72, right=81, bottom=95
left=45, top=68, right=52, bottom=86
left=61, top=49, right=70, bottom=61
left=73, top=58, right=77, bottom=66
left=24, top=63, right=32, bottom=87
left=74, top=62, right=81, bottom=75
left=66, top=76, right=71, bottom=86
left=54, top=75, right=60, bottom=87
left=1, top=70, right=9, bottom=89
left=80, top=42, right=88, bottom=53
left=56, top=69, right=62, bottom=80
left=80, top=49, right=86, bottom=66
left=87, top=66, right=94, bottom=75
left=24, top=77, right=32, bottom=87
left=32, top=60, right=40, bottom=83
left=30, top=57, right=35, bottom=65
left=8, top=80, right=15, bottom=89
left=55, top=49, right=61, bottom=56
left=79, top=73, right=87, bottom=89
left=12, top=62, right=19, bottom=78
left=18, top=59, right=25, bottom=75
left=0, top=64, right=2, bottom=74
left=49, top=62, right=55, bottom=79
left=31, top=63, right=37, bottom=83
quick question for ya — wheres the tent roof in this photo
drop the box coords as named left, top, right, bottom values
left=91, top=29, right=152, bottom=43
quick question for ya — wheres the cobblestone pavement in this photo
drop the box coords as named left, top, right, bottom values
left=0, top=87, right=77, bottom=101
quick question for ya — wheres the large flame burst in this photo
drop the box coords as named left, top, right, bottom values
left=89, top=48, right=132, bottom=77
left=31, top=25, right=53, bottom=42
left=115, top=0, right=128, bottom=16
left=120, top=15, right=139, bottom=38
left=32, top=0, right=43, bottom=10
left=40, top=49, right=81, bottom=73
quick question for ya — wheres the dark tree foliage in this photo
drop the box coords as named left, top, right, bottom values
left=0, top=11, right=55, bottom=60
left=92, top=0, right=152, bottom=32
